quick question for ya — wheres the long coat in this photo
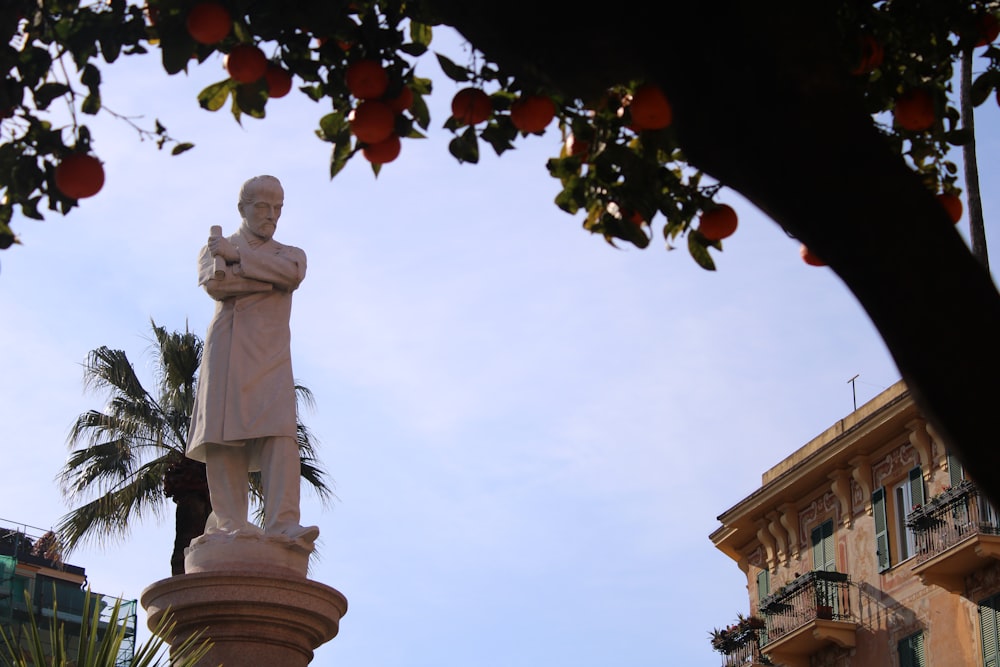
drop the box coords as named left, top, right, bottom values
left=186, top=226, right=307, bottom=470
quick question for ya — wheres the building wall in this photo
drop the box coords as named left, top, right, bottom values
left=712, top=382, right=1000, bottom=666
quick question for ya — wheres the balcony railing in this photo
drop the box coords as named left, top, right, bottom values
left=759, top=570, right=852, bottom=642
left=907, top=480, right=1000, bottom=564
left=906, top=480, right=1000, bottom=591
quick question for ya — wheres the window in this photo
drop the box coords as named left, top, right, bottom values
left=756, top=569, right=770, bottom=605
left=811, top=520, right=835, bottom=572
left=981, top=593, right=1000, bottom=667
left=898, top=631, right=925, bottom=667
left=948, top=451, right=966, bottom=487
left=873, top=466, right=924, bottom=571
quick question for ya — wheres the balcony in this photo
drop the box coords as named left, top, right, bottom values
left=757, top=571, right=857, bottom=667
left=710, top=615, right=772, bottom=667
left=907, top=480, right=1000, bottom=593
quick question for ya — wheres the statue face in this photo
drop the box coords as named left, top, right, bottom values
left=240, top=181, right=284, bottom=240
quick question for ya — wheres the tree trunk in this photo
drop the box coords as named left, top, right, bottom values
left=429, top=1, right=1000, bottom=505
left=171, top=491, right=211, bottom=575
left=165, top=457, right=212, bottom=575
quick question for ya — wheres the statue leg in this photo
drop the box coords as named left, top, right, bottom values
left=204, top=442, right=252, bottom=534
left=259, top=436, right=318, bottom=542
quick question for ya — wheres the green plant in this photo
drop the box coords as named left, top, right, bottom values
left=0, top=587, right=212, bottom=667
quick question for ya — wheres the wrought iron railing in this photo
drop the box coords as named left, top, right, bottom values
left=906, top=480, right=1000, bottom=565
left=758, top=570, right=852, bottom=644
left=719, top=639, right=772, bottom=666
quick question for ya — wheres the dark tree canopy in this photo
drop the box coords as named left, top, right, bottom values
left=4, top=1, right=1000, bottom=507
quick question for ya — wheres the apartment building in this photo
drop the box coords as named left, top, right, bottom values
left=0, top=519, right=137, bottom=665
left=710, top=380, right=1000, bottom=667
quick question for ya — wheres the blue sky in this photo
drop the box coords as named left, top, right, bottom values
left=1, top=25, right=996, bottom=666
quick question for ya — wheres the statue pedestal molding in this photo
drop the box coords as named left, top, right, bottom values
left=141, top=538, right=347, bottom=666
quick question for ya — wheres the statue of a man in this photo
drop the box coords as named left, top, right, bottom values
left=187, top=175, right=318, bottom=545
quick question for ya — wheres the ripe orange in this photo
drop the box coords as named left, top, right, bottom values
left=800, top=244, right=825, bottom=267
left=937, top=193, right=963, bottom=224
left=976, top=13, right=1000, bottom=46
left=349, top=100, right=395, bottom=143
left=345, top=59, right=389, bottom=99
left=510, top=95, right=556, bottom=133
left=894, top=89, right=935, bottom=131
left=225, top=44, right=267, bottom=83
left=850, top=34, right=884, bottom=75
left=629, top=84, right=672, bottom=131
left=698, top=204, right=738, bottom=241
left=265, top=65, right=293, bottom=98
left=451, top=88, right=492, bottom=125
left=362, top=133, right=401, bottom=164
left=54, top=153, right=105, bottom=199
left=186, top=2, right=231, bottom=45
left=385, top=85, right=414, bottom=113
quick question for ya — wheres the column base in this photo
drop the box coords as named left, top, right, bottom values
left=141, top=571, right=347, bottom=667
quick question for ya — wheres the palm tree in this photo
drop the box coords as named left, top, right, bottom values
left=56, top=320, right=332, bottom=575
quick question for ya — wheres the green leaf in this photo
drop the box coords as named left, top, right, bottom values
left=410, top=21, right=432, bottom=48
left=317, top=112, right=349, bottom=142
left=81, top=92, right=101, bottom=115
left=171, top=143, right=195, bottom=156
left=32, top=83, right=71, bottom=110
left=971, top=70, right=998, bottom=106
left=234, top=83, right=267, bottom=119
left=688, top=232, right=717, bottom=271
left=448, top=127, right=479, bottom=163
left=198, top=80, right=235, bottom=112
left=329, top=141, right=352, bottom=179
left=435, top=52, right=472, bottom=83
left=159, top=24, right=195, bottom=75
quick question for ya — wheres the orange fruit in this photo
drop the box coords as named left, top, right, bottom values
left=362, top=133, right=401, bottom=164
left=225, top=44, right=267, bottom=83
left=349, top=100, right=395, bottom=143
left=186, top=2, right=231, bottom=45
left=510, top=95, right=556, bottom=133
left=385, top=85, right=414, bottom=113
left=265, top=65, right=293, bottom=98
left=54, top=153, right=105, bottom=199
left=629, top=84, right=672, bottom=130
left=698, top=204, right=738, bottom=241
left=851, top=34, right=884, bottom=75
left=345, top=59, right=389, bottom=99
left=937, top=193, right=963, bottom=224
left=894, top=89, right=935, bottom=131
left=976, top=13, right=1000, bottom=46
left=800, top=244, right=825, bottom=266
left=451, top=88, right=492, bottom=125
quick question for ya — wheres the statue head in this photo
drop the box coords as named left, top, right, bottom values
left=238, top=175, right=284, bottom=241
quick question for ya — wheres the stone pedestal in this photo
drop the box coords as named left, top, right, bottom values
left=141, top=535, right=347, bottom=666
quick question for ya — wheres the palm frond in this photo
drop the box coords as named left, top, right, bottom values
left=57, top=458, right=171, bottom=552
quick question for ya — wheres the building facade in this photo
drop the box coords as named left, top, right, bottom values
left=710, top=380, right=1000, bottom=667
left=0, top=520, right=137, bottom=666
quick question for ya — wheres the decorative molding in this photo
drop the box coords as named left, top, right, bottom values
left=767, top=511, right=789, bottom=566
left=849, top=454, right=873, bottom=515
left=829, top=469, right=853, bottom=527
left=757, top=519, right=777, bottom=572
left=906, top=418, right=932, bottom=476
left=778, top=503, right=801, bottom=562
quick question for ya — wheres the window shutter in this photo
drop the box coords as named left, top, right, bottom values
left=811, top=520, right=835, bottom=572
left=982, top=595, right=999, bottom=667
left=873, top=487, right=891, bottom=572
left=898, top=632, right=925, bottom=667
left=757, top=569, right=769, bottom=605
left=909, top=466, right=926, bottom=509
left=948, top=451, right=966, bottom=488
